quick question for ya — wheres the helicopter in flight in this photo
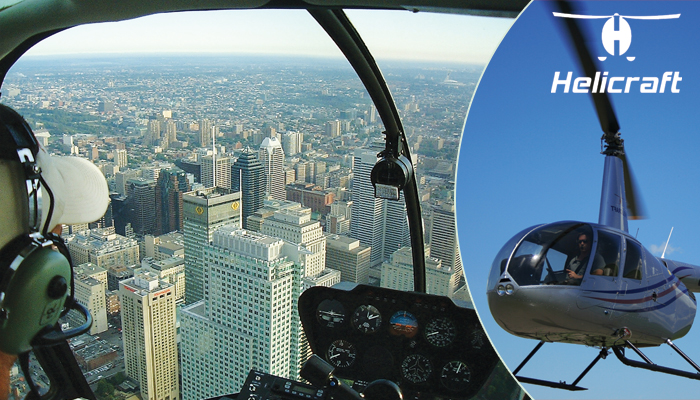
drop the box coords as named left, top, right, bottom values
left=483, top=0, right=700, bottom=393
left=0, top=1, right=529, bottom=400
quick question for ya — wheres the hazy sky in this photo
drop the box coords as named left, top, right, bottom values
left=23, top=9, right=513, bottom=65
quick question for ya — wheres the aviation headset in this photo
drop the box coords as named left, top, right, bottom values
left=0, top=104, right=91, bottom=355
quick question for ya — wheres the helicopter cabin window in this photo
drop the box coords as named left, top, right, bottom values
left=593, top=230, right=622, bottom=278
left=623, top=239, right=643, bottom=280
left=505, top=221, right=600, bottom=286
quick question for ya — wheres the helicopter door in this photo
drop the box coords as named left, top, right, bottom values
left=617, top=238, right=645, bottom=315
left=577, top=229, right=623, bottom=310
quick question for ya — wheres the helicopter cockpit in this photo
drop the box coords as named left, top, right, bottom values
left=488, top=221, right=650, bottom=290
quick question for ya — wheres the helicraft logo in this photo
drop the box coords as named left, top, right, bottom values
left=551, top=12, right=681, bottom=94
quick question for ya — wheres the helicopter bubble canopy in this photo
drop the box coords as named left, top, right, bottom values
left=490, top=221, right=606, bottom=288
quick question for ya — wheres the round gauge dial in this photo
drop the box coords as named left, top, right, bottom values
left=401, top=354, right=432, bottom=384
left=424, top=317, right=457, bottom=347
left=316, top=299, right=346, bottom=328
left=326, top=339, right=357, bottom=368
left=440, top=361, right=471, bottom=391
left=389, top=311, right=418, bottom=337
left=351, top=305, right=382, bottom=334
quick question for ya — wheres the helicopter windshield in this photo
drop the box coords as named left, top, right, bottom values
left=505, top=222, right=600, bottom=286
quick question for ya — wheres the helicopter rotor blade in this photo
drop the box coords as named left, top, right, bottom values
left=554, top=0, right=620, bottom=135
left=620, top=152, right=647, bottom=220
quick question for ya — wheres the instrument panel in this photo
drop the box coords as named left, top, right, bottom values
left=299, top=283, right=498, bottom=400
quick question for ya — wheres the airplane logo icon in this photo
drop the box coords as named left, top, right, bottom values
left=553, top=12, right=680, bottom=61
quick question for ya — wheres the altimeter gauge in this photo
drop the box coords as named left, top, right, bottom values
left=424, top=317, right=456, bottom=347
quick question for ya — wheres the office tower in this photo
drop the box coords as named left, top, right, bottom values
left=142, top=165, right=164, bottom=182
left=155, top=167, right=190, bottom=235
left=165, top=119, right=177, bottom=143
left=66, top=227, right=139, bottom=270
left=325, top=234, right=371, bottom=284
left=180, top=227, right=303, bottom=399
left=126, top=178, right=157, bottom=236
left=71, top=263, right=108, bottom=335
left=144, top=232, right=185, bottom=261
left=231, top=148, right=265, bottom=229
left=350, top=147, right=410, bottom=267
left=325, top=120, right=341, bottom=137
left=201, top=154, right=231, bottom=189
left=281, top=131, right=302, bottom=156
left=107, top=264, right=134, bottom=291
left=120, top=272, right=179, bottom=400
left=259, top=137, right=285, bottom=201
left=259, top=205, right=326, bottom=278
left=139, top=257, right=186, bottom=303
left=429, top=201, right=463, bottom=284
left=294, top=162, right=307, bottom=183
left=113, top=149, right=128, bottom=169
left=285, top=183, right=335, bottom=215
left=115, top=169, right=143, bottom=196
left=183, top=187, right=241, bottom=304
left=200, top=119, right=212, bottom=148
left=380, top=247, right=458, bottom=297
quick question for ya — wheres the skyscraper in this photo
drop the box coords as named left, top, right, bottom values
left=380, top=247, right=458, bottom=297
left=180, top=227, right=303, bottom=399
left=259, top=136, right=285, bottom=201
left=281, top=131, right=302, bottom=156
left=325, top=234, right=371, bottom=284
left=200, top=119, right=212, bottom=148
left=350, top=147, right=410, bottom=267
left=120, top=272, right=179, bottom=400
left=183, top=187, right=241, bottom=304
left=126, top=178, right=157, bottom=236
left=231, top=148, right=265, bottom=229
left=429, top=201, right=463, bottom=284
left=155, top=167, right=190, bottom=235
left=201, top=154, right=231, bottom=189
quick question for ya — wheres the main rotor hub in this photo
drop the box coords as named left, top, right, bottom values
left=601, top=131, right=625, bottom=157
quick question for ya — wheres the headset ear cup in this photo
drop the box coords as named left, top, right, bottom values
left=0, top=244, right=71, bottom=355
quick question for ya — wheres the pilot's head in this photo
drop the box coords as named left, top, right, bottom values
left=0, top=104, right=109, bottom=355
left=577, top=233, right=592, bottom=256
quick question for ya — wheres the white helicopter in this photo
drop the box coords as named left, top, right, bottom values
left=486, top=1, right=700, bottom=392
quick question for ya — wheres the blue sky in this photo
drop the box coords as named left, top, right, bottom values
left=457, top=1, right=700, bottom=399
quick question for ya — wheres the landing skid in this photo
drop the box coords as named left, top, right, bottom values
left=612, top=339, right=700, bottom=381
left=512, top=340, right=608, bottom=391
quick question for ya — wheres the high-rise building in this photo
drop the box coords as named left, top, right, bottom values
left=71, top=263, right=108, bottom=335
left=350, top=147, right=410, bottom=267
left=281, top=131, right=302, bottom=156
left=126, top=178, right=157, bottom=236
left=380, top=247, right=458, bottom=297
left=66, top=227, right=139, bottom=270
left=139, top=257, right=186, bottom=304
left=231, top=148, right=265, bottom=229
left=429, top=201, right=463, bottom=284
left=115, top=169, right=142, bottom=196
left=180, top=227, right=303, bottom=399
left=155, top=167, right=190, bottom=235
left=201, top=154, right=231, bottom=189
left=113, top=149, right=128, bottom=169
left=120, top=272, right=179, bottom=400
left=325, top=234, right=371, bottom=284
left=325, top=120, right=341, bottom=137
left=259, top=206, right=326, bottom=278
left=259, top=137, right=285, bottom=201
left=200, top=119, right=212, bottom=148
left=183, top=187, right=241, bottom=304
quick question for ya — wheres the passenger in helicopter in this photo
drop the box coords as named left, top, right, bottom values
left=565, top=232, right=604, bottom=283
